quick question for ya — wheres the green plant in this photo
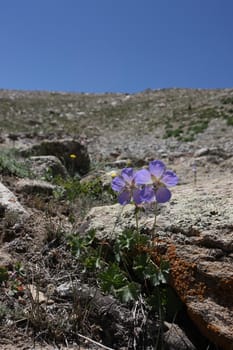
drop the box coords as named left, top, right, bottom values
left=186, top=120, right=209, bottom=136
left=225, top=115, right=233, bottom=126
left=221, top=97, right=233, bottom=104
left=164, top=127, right=183, bottom=138
left=99, top=262, right=140, bottom=303
left=0, top=149, right=32, bottom=177
left=53, top=176, right=115, bottom=203
left=67, top=229, right=96, bottom=260
left=0, top=266, right=8, bottom=284
left=0, top=262, right=26, bottom=298
left=68, top=228, right=170, bottom=306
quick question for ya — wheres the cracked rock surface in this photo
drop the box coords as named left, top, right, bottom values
left=81, top=172, right=233, bottom=349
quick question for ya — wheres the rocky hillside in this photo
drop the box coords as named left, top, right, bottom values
left=1, top=88, right=233, bottom=159
left=0, top=88, right=233, bottom=350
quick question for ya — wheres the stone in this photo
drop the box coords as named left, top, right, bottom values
left=164, top=322, right=197, bottom=350
left=0, top=248, right=13, bottom=267
left=0, top=181, right=30, bottom=226
left=154, top=176, right=233, bottom=350
left=21, top=139, right=90, bottom=175
left=80, top=203, right=154, bottom=241
left=16, top=179, right=57, bottom=196
left=80, top=172, right=233, bottom=349
left=28, top=284, right=53, bottom=304
left=26, top=155, right=68, bottom=179
left=0, top=134, right=5, bottom=143
left=194, top=147, right=229, bottom=159
left=194, top=147, right=209, bottom=157
left=105, top=159, right=132, bottom=168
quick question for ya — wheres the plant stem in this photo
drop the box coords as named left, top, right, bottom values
left=152, top=202, right=158, bottom=240
left=135, top=206, right=139, bottom=234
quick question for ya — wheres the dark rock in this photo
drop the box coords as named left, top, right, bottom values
left=164, top=322, right=197, bottom=350
left=21, top=139, right=90, bottom=175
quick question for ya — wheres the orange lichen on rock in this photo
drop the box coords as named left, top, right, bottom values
left=165, top=244, right=206, bottom=302
left=188, top=307, right=233, bottom=350
left=217, top=277, right=233, bottom=306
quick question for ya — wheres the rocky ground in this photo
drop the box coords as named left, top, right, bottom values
left=0, top=88, right=233, bottom=349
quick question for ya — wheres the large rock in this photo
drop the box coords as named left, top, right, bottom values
left=159, top=176, right=233, bottom=350
left=26, top=155, right=68, bottom=179
left=79, top=203, right=154, bottom=241
left=80, top=172, right=233, bottom=349
left=0, top=181, right=30, bottom=226
left=21, top=139, right=90, bottom=175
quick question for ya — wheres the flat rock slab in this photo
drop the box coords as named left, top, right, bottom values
left=161, top=175, right=233, bottom=350
left=81, top=172, right=233, bottom=349
left=16, top=178, right=57, bottom=195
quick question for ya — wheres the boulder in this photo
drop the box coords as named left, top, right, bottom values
left=0, top=181, right=30, bottom=226
left=26, top=155, right=68, bottom=179
left=80, top=172, right=233, bottom=349
left=79, top=203, right=154, bottom=241
left=21, top=139, right=90, bottom=175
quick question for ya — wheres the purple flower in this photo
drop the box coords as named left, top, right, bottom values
left=135, top=160, right=178, bottom=203
left=111, top=168, right=143, bottom=205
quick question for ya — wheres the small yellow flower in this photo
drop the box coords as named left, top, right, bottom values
left=109, top=170, right=118, bottom=178
left=70, top=154, right=77, bottom=159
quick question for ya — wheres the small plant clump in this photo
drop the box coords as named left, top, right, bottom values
left=163, top=107, right=229, bottom=141
left=67, top=159, right=178, bottom=347
left=53, top=175, right=116, bottom=203
left=221, top=96, right=233, bottom=105
left=68, top=228, right=170, bottom=304
left=0, top=141, right=181, bottom=347
left=0, top=149, right=32, bottom=177
left=0, top=262, right=26, bottom=304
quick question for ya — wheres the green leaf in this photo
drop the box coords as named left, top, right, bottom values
left=67, top=229, right=96, bottom=258
left=133, top=253, right=150, bottom=279
left=116, top=282, right=139, bottom=303
left=99, top=263, right=128, bottom=293
left=83, top=255, right=102, bottom=271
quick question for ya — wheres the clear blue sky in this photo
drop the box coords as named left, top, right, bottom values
left=0, top=0, right=232, bottom=93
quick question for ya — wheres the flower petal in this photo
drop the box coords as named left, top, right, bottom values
left=162, top=170, right=178, bottom=187
left=140, top=186, right=156, bottom=203
left=132, top=188, right=143, bottom=205
left=118, top=190, right=131, bottom=205
left=111, top=176, right=125, bottom=192
left=121, top=168, right=134, bottom=184
left=134, top=169, right=152, bottom=185
left=155, top=187, right=171, bottom=203
left=149, top=160, right=165, bottom=178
